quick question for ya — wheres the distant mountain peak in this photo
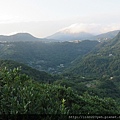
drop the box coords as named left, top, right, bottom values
left=47, top=31, right=94, bottom=41
left=0, top=32, right=41, bottom=42
left=11, top=32, right=36, bottom=38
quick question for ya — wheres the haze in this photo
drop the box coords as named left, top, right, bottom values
left=0, top=0, right=120, bottom=37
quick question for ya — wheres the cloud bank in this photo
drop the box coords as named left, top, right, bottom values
left=59, top=23, right=120, bottom=34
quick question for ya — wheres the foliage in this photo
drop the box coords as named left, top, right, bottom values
left=0, top=59, right=54, bottom=82
left=0, top=67, right=119, bottom=115
left=54, top=77, right=120, bottom=100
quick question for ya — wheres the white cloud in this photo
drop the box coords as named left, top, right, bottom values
left=59, top=23, right=120, bottom=34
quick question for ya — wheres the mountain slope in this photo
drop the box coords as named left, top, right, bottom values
left=90, top=30, right=120, bottom=42
left=62, top=32, right=120, bottom=100
left=47, top=30, right=120, bottom=42
left=66, top=32, right=120, bottom=77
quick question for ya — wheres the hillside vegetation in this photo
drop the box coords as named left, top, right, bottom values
left=66, top=32, right=120, bottom=78
left=0, top=40, right=98, bottom=73
left=59, top=32, right=120, bottom=103
left=0, top=60, right=53, bottom=82
left=1, top=67, right=119, bottom=116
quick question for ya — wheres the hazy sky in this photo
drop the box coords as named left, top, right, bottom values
left=0, top=0, right=120, bottom=37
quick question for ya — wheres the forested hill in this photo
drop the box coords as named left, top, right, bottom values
left=0, top=40, right=99, bottom=73
left=0, top=59, right=53, bottom=82
left=59, top=32, right=120, bottom=102
left=65, top=32, right=120, bottom=78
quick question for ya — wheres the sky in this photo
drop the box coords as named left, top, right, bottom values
left=0, top=0, right=120, bottom=37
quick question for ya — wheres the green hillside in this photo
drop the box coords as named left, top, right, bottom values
left=66, top=32, right=120, bottom=78
left=0, top=59, right=53, bottom=82
left=0, top=40, right=99, bottom=73
left=60, top=32, right=120, bottom=101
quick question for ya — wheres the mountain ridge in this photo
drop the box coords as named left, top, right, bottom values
left=47, top=30, right=120, bottom=42
left=0, top=33, right=41, bottom=42
left=0, top=30, right=119, bottom=42
left=90, top=30, right=120, bottom=42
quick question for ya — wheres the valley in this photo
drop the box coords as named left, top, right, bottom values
left=0, top=40, right=99, bottom=73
